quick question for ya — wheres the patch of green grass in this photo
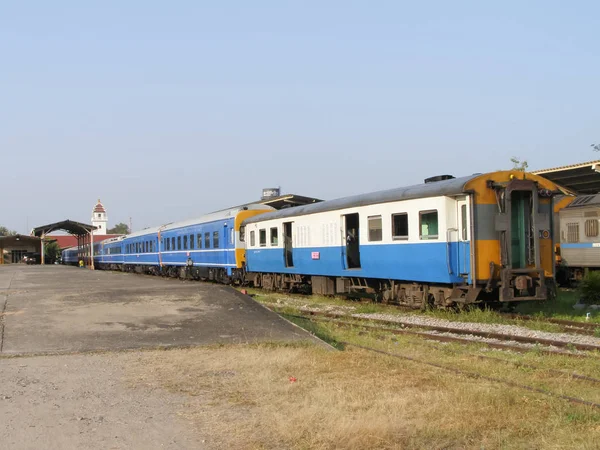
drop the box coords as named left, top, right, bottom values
left=516, top=289, right=600, bottom=323
left=282, top=314, right=345, bottom=350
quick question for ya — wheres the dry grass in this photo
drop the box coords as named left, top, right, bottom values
left=127, top=340, right=600, bottom=450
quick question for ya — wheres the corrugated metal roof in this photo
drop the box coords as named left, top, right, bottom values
left=243, top=174, right=479, bottom=223
left=532, top=160, right=600, bottom=174
left=532, top=160, right=600, bottom=195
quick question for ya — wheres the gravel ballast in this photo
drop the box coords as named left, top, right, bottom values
left=353, top=313, right=600, bottom=348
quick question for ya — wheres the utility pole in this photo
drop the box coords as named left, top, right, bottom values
left=40, top=233, right=45, bottom=265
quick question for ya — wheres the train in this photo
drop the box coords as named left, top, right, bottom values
left=63, top=170, right=565, bottom=308
left=556, top=193, right=600, bottom=283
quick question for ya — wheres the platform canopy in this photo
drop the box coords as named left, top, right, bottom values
left=31, top=220, right=98, bottom=267
left=533, top=160, right=600, bottom=195
left=31, top=219, right=97, bottom=237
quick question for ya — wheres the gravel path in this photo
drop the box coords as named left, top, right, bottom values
left=353, top=312, right=600, bottom=348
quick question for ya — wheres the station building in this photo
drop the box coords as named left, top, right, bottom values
left=0, top=235, right=42, bottom=264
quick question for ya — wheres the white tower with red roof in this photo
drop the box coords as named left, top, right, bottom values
left=92, top=199, right=108, bottom=235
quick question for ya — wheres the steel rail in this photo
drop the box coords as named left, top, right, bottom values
left=302, top=315, right=600, bottom=383
left=500, top=313, right=600, bottom=335
left=344, top=342, right=600, bottom=410
left=274, top=307, right=600, bottom=352
left=286, top=313, right=590, bottom=358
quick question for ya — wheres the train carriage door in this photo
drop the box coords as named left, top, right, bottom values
left=343, top=213, right=361, bottom=269
left=222, top=223, right=229, bottom=267
left=283, top=222, right=294, bottom=267
left=457, top=197, right=470, bottom=276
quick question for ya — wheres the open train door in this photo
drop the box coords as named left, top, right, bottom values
left=457, top=196, right=470, bottom=277
left=283, top=222, right=294, bottom=267
left=343, top=213, right=361, bottom=269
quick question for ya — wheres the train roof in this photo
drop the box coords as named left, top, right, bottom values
left=97, top=236, right=125, bottom=245
left=243, top=174, right=480, bottom=223
left=125, top=203, right=274, bottom=238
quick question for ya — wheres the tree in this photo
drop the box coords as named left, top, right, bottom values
left=0, top=226, right=17, bottom=237
left=44, top=241, right=62, bottom=263
left=107, top=222, right=129, bottom=234
left=592, top=143, right=600, bottom=152
left=510, top=157, right=528, bottom=172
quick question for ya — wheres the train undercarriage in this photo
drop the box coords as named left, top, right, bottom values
left=245, top=272, right=487, bottom=309
left=94, top=263, right=552, bottom=309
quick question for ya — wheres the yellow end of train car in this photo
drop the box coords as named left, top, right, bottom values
left=463, top=171, right=566, bottom=302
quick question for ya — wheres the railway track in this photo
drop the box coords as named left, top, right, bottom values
left=344, top=342, right=600, bottom=410
left=269, top=306, right=600, bottom=355
left=288, top=315, right=600, bottom=384
left=276, top=308, right=600, bottom=409
left=500, top=313, right=600, bottom=336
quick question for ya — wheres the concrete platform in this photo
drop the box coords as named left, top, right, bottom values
left=0, top=265, right=320, bottom=356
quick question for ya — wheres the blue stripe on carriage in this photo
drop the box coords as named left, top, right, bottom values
left=561, top=243, right=600, bottom=249
left=246, top=242, right=470, bottom=285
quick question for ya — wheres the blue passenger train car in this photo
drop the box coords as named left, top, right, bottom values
left=62, top=246, right=79, bottom=265
left=94, top=204, right=273, bottom=282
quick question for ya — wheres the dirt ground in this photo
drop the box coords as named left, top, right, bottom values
left=0, top=265, right=324, bottom=449
left=1, top=352, right=208, bottom=450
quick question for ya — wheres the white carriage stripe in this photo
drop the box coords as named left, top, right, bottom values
left=117, top=262, right=235, bottom=267
left=161, top=249, right=236, bottom=254
left=100, top=249, right=236, bottom=256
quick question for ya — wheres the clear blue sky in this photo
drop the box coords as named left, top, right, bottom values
left=1, top=1, right=598, bottom=233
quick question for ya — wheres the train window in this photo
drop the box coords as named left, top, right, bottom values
left=146, top=241, right=149, bottom=253
left=585, top=220, right=598, bottom=238
left=177, top=236, right=181, bottom=250
left=392, top=213, right=408, bottom=240
left=190, top=234, right=195, bottom=250
left=368, top=216, right=383, bottom=242
left=205, top=232, right=210, bottom=248
left=183, top=235, right=188, bottom=250
left=259, top=229, right=267, bottom=247
left=197, top=234, right=202, bottom=249
left=171, top=237, right=175, bottom=250
left=419, top=210, right=438, bottom=240
left=250, top=230, right=255, bottom=247
left=240, top=226, right=246, bottom=242
left=230, top=228, right=234, bottom=245
left=213, top=231, right=219, bottom=248
left=567, top=223, right=580, bottom=243
left=270, top=227, right=278, bottom=246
